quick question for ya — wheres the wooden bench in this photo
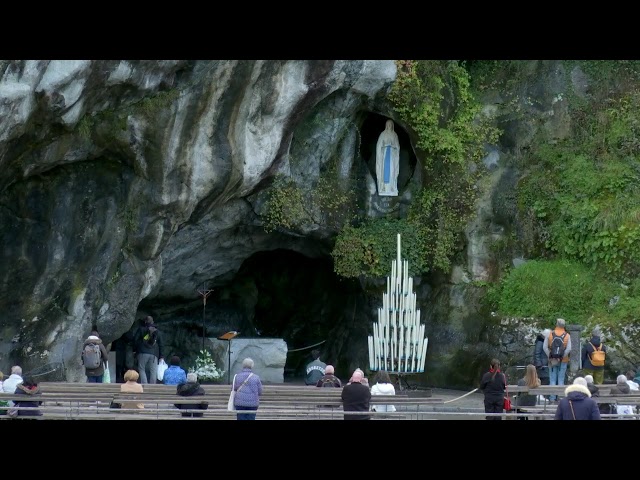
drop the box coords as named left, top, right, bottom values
left=0, top=383, right=439, bottom=420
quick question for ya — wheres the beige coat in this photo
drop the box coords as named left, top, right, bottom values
left=120, top=381, right=144, bottom=409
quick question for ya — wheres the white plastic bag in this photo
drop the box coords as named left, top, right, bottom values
left=227, top=390, right=236, bottom=411
left=227, top=374, right=237, bottom=411
left=616, top=404, right=634, bottom=416
left=103, top=361, right=111, bottom=384
left=157, top=358, right=168, bottom=382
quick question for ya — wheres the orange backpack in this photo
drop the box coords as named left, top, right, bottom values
left=589, top=342, right=605, bottom=367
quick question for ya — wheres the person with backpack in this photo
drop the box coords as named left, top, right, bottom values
left=581, top=327, right=607, bottom=385
left=133, top=316, right=164, bottom=384
left=81, top=334, right=110, bottom=383
left=543, top=318, right=572, bottom=402
left=315, top=364, right=342, bottom=388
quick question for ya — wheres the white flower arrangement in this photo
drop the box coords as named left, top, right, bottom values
left=190, top=349, right=224, bottom=382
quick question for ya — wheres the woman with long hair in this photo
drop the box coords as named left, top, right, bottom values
left=479, top=358, right=507, bottom=420
left=514, top=364, right=541, bottom=420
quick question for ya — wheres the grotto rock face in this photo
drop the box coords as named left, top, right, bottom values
left=0, top=59, right=595, bottom=388
left=0, top=60, right=398, bottom=381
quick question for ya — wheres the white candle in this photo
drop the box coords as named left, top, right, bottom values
left=404, top=260, right=408, bottom=294
left=420, top=338, right=429, bottom=372
left=397, top=233, right=401, bottom=270
left=398, top=328, right=404, bottom=361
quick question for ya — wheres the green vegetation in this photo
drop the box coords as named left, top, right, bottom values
left=332, top=60, right=500, bottom=278
left=265, top=59, right=640, bottom=338
left=481, top=61, right=640, bottom=341
left=75, top=89, right=179, bottom=140
left=332, top=219, right=429, bottom=278
left=517, top=91, right=640, bottom=282
left=486, top=259, right=618, bottom=323
left=264, top=61, right=499, bottom=279
left=262, top=166, right=355, bottom=235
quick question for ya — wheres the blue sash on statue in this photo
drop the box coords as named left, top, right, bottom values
left=383, top=145, right=391, bottom=183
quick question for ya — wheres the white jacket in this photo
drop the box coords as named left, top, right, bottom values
left=2, top=374, right=23, bottom=407
left=371, top=382, right=396, bottom=412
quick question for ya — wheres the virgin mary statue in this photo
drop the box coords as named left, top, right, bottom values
left=375, top=119, right=400, bottom=196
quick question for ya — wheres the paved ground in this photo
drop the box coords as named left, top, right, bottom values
left=397, top=387, right=488, bottom=419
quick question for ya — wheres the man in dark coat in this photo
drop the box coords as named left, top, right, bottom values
left=554, top=377, right=601, bottom=420
left=341, top=370, right=371, bottom=420
left=581, top=327, right=607, bottom=385
left=133, top=316, right=164, bottom=384
left=305, top=349, right=326, bottom=385
left=534, top=329, right=550, bottom=385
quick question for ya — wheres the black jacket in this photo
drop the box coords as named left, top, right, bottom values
left=341, top=382, right=371, bottom=420
left=13, top=384, right=43, bottom=417
left=581, top=335, right=606, bottom=370
left=316, top=374, right=342, bottom=388
left=134, top=324, right=163, bottom=358
left=533, top=334, right=549, bottom=379
left=479, top=370, right=506, bottom=402
left=175, top=382, right=208, bottom=417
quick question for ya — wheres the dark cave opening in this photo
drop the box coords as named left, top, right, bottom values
left=132, top=249, right=373, bottom=383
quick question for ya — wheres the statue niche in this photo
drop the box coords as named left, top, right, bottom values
left=375, top=119, right=400, bottom=197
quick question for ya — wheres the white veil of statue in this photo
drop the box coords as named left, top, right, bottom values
left=375, top=119, right=400, bottom=196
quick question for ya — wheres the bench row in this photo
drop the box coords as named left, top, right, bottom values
left=507, top=384, right=640, bottom=396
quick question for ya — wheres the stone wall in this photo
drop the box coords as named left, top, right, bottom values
left=210, top=337, right=287, bottom=384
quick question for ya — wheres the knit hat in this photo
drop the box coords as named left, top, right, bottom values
left=573, top=377, right=587, bottom=387
left=584, top=375, right=594, bottom=384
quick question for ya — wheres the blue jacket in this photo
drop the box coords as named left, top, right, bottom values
left=554, top=384, right=601, bottom=420
left=163, top=365, right=187, bottom=385
left=233, top=368, right=263, bottom=407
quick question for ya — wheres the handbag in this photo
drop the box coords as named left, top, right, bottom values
left=103, top=361, right=111, bottom=384
left=227, top=373, right=254, bottom=411
left=157, top=358, right=168, bottom=382
left=227, top=374, right=237, bottom=411
left=503, top=373, right=512, bottom=411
